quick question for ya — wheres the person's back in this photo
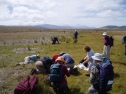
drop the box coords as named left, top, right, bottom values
left=51, top=56, right=70, bottom=94
left=87, top=49, right=94, bottom=63
left=29, top=55, right=38, bottom=62
left=99, top=62, right=114, bottom=93
left=73, top=30, right=78, bottom=43
left=73, top=30, right=78, bottom=39
left=61, top=53, right=74, bottom=64
left=41, top=56, right=53, bottom=73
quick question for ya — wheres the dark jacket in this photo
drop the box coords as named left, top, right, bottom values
left=104, top=36, right=110, bottom=46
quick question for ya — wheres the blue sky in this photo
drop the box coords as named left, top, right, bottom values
left=0, top=0, right=126, bottom=27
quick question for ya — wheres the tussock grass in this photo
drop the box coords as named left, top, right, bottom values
left=0, top=29, right=126, bottom=94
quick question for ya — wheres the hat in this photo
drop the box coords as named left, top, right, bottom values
left=55, top=56, right=65, bottom=63
left=59, top=52, right=65, bottom=56
left=103, top=32, right=107, bottom=36
left=101, top=54, right=106, bottom=58
left=92, top=53, right=103, bottom=61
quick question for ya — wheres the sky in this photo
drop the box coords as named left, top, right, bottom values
left=0, top=0, right=126, bottom=28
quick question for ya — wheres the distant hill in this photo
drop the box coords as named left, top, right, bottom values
left=35, top=24, right=94, bottom=29
left=100, top=25, right=126, bottom=29
left=1, top=24, right=126, bottom=30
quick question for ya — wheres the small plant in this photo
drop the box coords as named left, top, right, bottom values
left=66, top=38, right=71, bottom=43
left=59, top=35, right=66, bottom=42
left=3, top=41, right=6, bottom=45
left=34, top=39, right=38, bottom=43
left=27, top=45, right=31, bottom=51
left=0, top=88, right=7, bottom=94
left=41, top=41, right=44, bottom=45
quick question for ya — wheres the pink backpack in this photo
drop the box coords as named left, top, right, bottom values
left=14, top=76, right=38, bottom=94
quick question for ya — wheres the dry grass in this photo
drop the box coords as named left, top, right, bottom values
left=0, top=28, right=126, bottom=94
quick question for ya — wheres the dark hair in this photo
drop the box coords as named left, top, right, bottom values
left=59, top=52, right=65, bottom=56
left=84, top=46, right=91, bottom=52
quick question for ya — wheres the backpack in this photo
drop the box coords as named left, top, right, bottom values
left=109, top=36, right=114, bottom=47
left=97, top=63, right=114, bottom=91
left=49, top=64, right=62, bottom=83
left=14, top=76, right=38, bottom=94
left=122, top=36, right=126, bottom=44
left=41, top=56, right=53, bottom=64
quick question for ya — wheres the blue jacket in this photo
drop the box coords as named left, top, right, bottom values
left=29, top=55, right=38, bottom=62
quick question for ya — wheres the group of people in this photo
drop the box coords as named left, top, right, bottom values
left=16, top=32, right=114, bottom=94
left=78, top=32, right=114, bottom=94
left=17, top=52, right=75, bottom=94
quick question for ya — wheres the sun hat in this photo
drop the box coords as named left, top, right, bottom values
left=55, top=56, right=65, bottom=63
left=103, top=32, right=107, bottom=36
left=92, top=53, right=103, bottom=61
left=101, top=54, right=106, bottom=58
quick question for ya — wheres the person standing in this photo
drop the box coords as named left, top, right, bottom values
left=73, top=30, right=78, bottom=43
left=102, top=32, right=111, bottom=60
left=122, top=36, right=126, bottom=56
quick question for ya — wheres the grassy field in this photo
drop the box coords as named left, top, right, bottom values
left=0, top=28, right=126, bottom=94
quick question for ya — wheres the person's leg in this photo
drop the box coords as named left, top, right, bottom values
left=106, top=45, right=110, bottom=60
left=35, top=61, right=46, bottom=74
left=60, top=83, right=69, bottom=94
left=103, top=45, right=106, bottom=56
left=66, top=63, right=75, bottom=73
left=24, top=56, right=30, bottom=64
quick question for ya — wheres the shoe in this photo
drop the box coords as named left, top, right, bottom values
left=86, top=73, right=90, bottom=76
left=15, top=63, right=20, bottom=66
left=30, top=68, right=36, bottom=75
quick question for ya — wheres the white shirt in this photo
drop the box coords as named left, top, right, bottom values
left=86, top=49, right=94, bottom=63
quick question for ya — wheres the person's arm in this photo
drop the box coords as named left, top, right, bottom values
left=64, top=66, right=70, bottom=77
left=83, top=53, right=92, bottom=64
left=82, top=58, right=89, bottom=64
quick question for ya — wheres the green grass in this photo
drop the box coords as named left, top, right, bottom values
left=0, top=30, right=126, bottom=94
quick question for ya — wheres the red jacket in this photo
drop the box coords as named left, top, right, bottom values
left=61, top=64, right=70, bottom=83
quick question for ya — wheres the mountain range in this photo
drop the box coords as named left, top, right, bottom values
left=35, top=24, right=94, bottom=29
left=100, top=25, right=126, bottom=29
left=35, top=24, right=126, bottom=29
left=0, top=24, right=126, bottom=29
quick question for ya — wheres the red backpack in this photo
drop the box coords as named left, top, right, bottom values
left=14, top=76, right=38, bottom=94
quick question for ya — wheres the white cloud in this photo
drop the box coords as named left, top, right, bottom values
left=0, top=0, right=126, bottom=27
left=97, top=10, right=123, bottom=18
